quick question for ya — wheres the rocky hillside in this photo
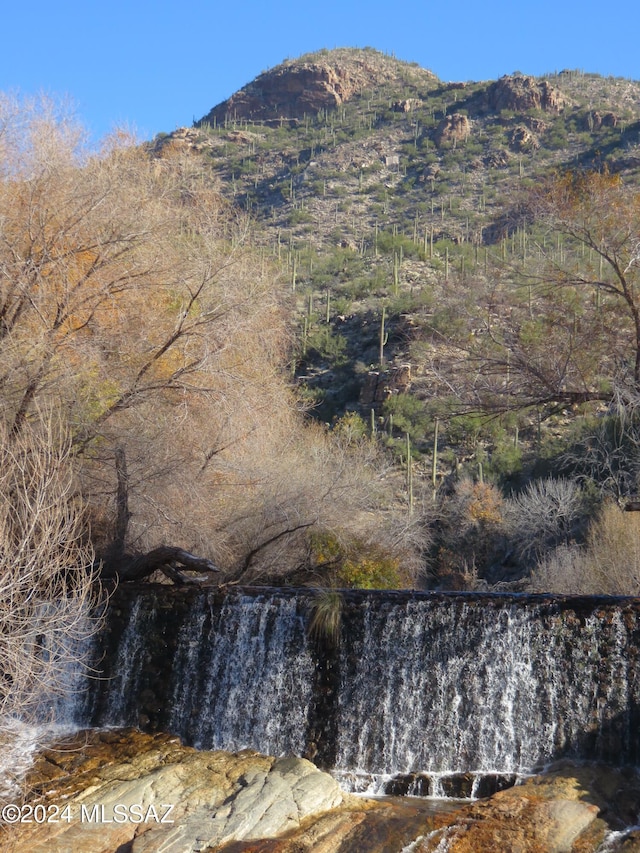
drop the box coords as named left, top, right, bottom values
left=165, top=51, right=640, bottom=414
left=153, top=49, right=640, bottom=587
left=182, top=48, right=640, bottom=260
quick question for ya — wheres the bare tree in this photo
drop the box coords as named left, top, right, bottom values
left=0, top=96, right=289, bottom=575
left=0, top=412, right=100, bottom=726
left=216, top=420, right=431, bottom=585
left=0, top=95, right=431, bottom=586
left=420, top=171, right=640, bottom=420
left=505, top=477, right=585, bottom=565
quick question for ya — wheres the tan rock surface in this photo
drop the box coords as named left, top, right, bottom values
left=420, top=767, right=622, bottom=853
left=1, top=729, right=351, bottom=853
left=3, top=730, right=640, bottom=853
left=434, top=113, right=472, bottom=148
left=486, top=74, right=569, bottom=113
left=199, top=48, right=437, bottom=125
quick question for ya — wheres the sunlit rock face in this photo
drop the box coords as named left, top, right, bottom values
left=3, top=729, right=353, bottom=853
left=7, top=729, right=640, bottom=853
left=486, top=74, right=569, bottom=113
left=197, top=48, right=438, bottom=126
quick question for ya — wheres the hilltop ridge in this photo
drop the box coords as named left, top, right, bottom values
left=197, top=47, right=439, bottom=126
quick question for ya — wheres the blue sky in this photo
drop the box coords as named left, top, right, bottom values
left=2, top=0, right=639, bottom=144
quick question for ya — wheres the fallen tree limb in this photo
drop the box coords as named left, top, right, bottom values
left=100, top=546, right=220, bottom=584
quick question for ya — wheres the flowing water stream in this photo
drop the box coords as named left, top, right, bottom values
left=84, top=586, right=640, bottom=797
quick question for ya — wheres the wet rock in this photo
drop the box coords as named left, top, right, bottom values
left=618, top=830, right=640, bottom=852
left=438, top=773, right=475, bottom=799
left=3, top=729, right=351, bottom=853
left=425, top=767, right=610, bottom=852
left=5, top=730, right=640, bottom=853
left=473, top=773, right=518, bottom=799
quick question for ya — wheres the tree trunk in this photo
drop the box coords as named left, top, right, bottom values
left=100, top=546, right=220, bottom=584
left=99, top=448, right=220, bottom=584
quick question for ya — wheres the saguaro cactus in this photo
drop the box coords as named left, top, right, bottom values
left=380, top=305, right=389, bottom=365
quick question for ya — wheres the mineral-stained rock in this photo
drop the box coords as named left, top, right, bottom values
left=423, top=766, right=617, bottom=853
left=4, top=730, right=640, bottom=853
left=2, top=729, right=351, bottom=853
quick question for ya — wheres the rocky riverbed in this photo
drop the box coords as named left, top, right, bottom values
left=3, top=728, right=640, bottom=852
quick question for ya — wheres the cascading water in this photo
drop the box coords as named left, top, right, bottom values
left=334, top=595, right=640, bottom=795
left=166, top=592, right=314, bottom=755
left=86, top=586, right=640, bottom=797
left=1, top=607, right=98, bottom=804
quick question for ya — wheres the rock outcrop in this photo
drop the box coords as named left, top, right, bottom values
left=3, top=729, right=351, bottom=853
left=198, top=48, right=437, bottom=126
left=5, top=728, right=640, bottom=852
left=583, top=110, right=619, bottom=130
left=510, top=124, right=540, bottom=151
left=392, top=98, right=424, bottom=112
left=359, top=364, right=412, bottom=407
left=434, top=113, right=472, bottom=148
left=426, top=769, right=604, bottom=852
left=486, top=74, right=569, bottom=113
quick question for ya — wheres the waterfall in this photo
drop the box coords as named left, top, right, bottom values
left=166, top=592, right=314, bottom=755
left=1, top=606, right=98, bottom=805
left=334, top=595, right=639, bottom=795
left=87, top=587, right=640, bottom=797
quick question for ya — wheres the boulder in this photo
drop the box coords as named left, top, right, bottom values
left=5, top=730, right=640, bottom=853
left=487, top=74, right=568, bottom=113
left=584, top=110, right=619, bottom=130
left=392, top=98, right=424, bottom=112
left=434, top=113, right=472, bottom=148
left=510, top=124, right=539, bottom=152
left=3, top=729, right=350, bottom=853
left=423, top=765, right=623, bottom=852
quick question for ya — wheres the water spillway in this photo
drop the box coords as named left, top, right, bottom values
left=86, top=586, right=640, bottom=797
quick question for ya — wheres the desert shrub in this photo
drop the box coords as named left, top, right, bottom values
left=531, top=501, right=640, bottom=595
left=331, top=412, right=369, bottom=443
left=505, top=477, right=586, bottom=566
left=383, top=393, right=431, bottom=442
left=485, top=441, right=523, bottom=483
left=308, top=531, right=416, bottom=590
left=288, top=208, right=314, bottom=225
left=375, top=230, right=423, bottom=259
left=339, top=548, right=406, bottom=589
left=434, top=479, right=506, bottom=586
left=305, top=327, right=348, bottom=365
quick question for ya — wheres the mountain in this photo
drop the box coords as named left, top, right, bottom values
left=154, top=49, right=640, bottom=588
left=167, top=49, right=639, bottom=397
